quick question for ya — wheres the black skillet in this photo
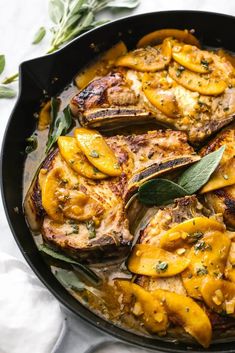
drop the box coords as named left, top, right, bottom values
left=1, top=10, right=235, bottom=353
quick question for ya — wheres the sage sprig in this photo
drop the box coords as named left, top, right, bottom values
left=1, top=0, right=139, bottom=96
left=46, top=97, right=72, bottom=153
left=138, top=146, right=225, bottom=206
left=0, top=85, right=16, bottom=99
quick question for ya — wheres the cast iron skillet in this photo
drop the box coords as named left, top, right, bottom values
left=1, top=10, right=235, bottom=353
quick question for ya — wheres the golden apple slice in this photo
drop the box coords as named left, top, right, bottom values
left=181, top=231, right=231, bottom=299
left=153, top=289, right=211, bottom=348
left=225, top=242, right=235, bottom=282
left=201, top=277, right=235, bottom=316
left=128, top=244, right=190, bottom=277
left=58, top=136, right=107, bottom=180
left=169, top=62, right=227, bottom=95
left=116, top=280, right=168, bottom=333
left=74, top=128, right=121, bottom=177
left=115, top=39, right=171, bottom=72
left=75, top=41, right=127, bottom=89
left=200, top=157, right=235, bottom=193
left=142, top=72, right=179, bottom=118
left=160, top=217, right=225, bottom=251
left=172, top=44, right=212, bottom=73
left=137, top=28, right=200, bottom=48
left=38, top=101, right=51, bottom=131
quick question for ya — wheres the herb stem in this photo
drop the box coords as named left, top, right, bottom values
left=2, top=72, right=19, bottom=84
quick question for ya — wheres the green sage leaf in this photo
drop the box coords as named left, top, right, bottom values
left=0, top=85, right=16, bottom=99
left=25, top=135, right=38, bottom=154
left=0, top=55, right=5, bottom=75
left=32, top=27, right=46, bottom=44
left=48, top=0, right=64, bottom=24
left=54, top=268, right=85, bottom=291
left=106, top=0, right=140, bottom=8
left=138, top=179, right=188, bottom=206
left=178, top=146, right=225, bottom=194
left=39, top=244, right=100, bottom=284
left=46, top=98, right=72, bottom=153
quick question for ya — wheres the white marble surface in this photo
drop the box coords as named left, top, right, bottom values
left=0, top=1, right=235, bottom=352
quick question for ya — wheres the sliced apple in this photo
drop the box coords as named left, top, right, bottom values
left=41, top=166, right=102, bottom=222
left=142, top=72, right=179, bottom=118
left=115, top=39, right=172, bottom=72
left=128, top=244, right=190, bottom=277
left=225, top=242, right=235, bottom=282
left=58, top=136, right=107, bottom=180
left=74, top=128, right=121, bottom=177
left=169, top=62, right=227, bottom=95
left=201, top=277, right=235, bottom=316
left=200, top=156, right=235, bottom=193
left=160, top=217, right=225, bottom=251
left=38, top=101, right=51, bottom=131
left=153, top=289, right=211, bottom=348
left=116, top=280, right=168, bottom=333
left=75, top=41, right=127, bottom=89
left=181, top=231, right=231, bottom=299
left=172, top=44, right=212, bottom=73
left=137, top=29, right=200, bottom=48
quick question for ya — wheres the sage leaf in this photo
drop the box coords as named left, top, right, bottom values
left=32, top=27, right=46, bottom=44
left=138, top=179, right=188, bottom=206
left=0, top=55, right=5, bottom=75
left=106, top=0, right=140, bottom=8
left=0, top=85, right=16, bottom=98
left=39, top=244, right=100, bottom=284
left=48, top=0, right=64, bottom=24
left=25, top=135, right=38, bottom=154
left=178, top=145, right=225, bottom=194
left=46, top=98, right=72, bottom=153
left=54, top=268, right=85, bottom=291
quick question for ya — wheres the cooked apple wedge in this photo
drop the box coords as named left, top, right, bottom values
left=225, top=242, right=235, bottom=282
left=142, top=72, right=179, bottom=118
left=181, top=231, right=231, bottom=299
left=200, top=157, right=235, bottom=193
left=74, top=128, right=122, bottom=177
left=172, top=44, right=212, bottom=73
left=115, top=39, right=172, bottom=72
left=128, top=244, right=190, bottom=277
left=137, top=28, right=200, bottom=48
left=40, top=166, right=103, bottom=222
left=116, top=280, right=168, bottom=333
left=58, top=136, right=107, bottom=180
left=200, top=128, right=235, bottom=193
left=160, top=217, right=225, bottom=251
left=38, top=101, right=51, bottom=131
left=152, top=289, right=212, bottom=348
left=75, top=41, right=127, bottom=89
left=169, top=62, right=227, bottom=95
left=201, top=277, right=235, bottom=316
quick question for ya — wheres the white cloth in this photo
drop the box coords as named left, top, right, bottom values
left=0, top=252, right=64, bottom=353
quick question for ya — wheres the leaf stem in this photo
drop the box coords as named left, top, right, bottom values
left=2, top=72, right=19, bottom=84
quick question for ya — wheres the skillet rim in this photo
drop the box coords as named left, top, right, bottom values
left=1, top=9, right=235, bottom=352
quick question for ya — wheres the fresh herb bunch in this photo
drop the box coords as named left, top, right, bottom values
left=0, top=0, right=139, bottom=95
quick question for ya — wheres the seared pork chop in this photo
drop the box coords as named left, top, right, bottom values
left=25, top=131, right=198, bottom=262
left=70, top=68, right=235, bottom=144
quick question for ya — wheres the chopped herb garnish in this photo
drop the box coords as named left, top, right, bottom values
left=90, top=150, right=99, bottom=158
left=196, top=266, right=208, bottom=276
left=86, top=220, right=96, bottom=239
left=188, top=231, right=203, bottom=243
left=156, top=261, right=168, bottom=273
left=201, top=59, right=209, bottom=69
left=194, top=241, right=212, bottom=252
